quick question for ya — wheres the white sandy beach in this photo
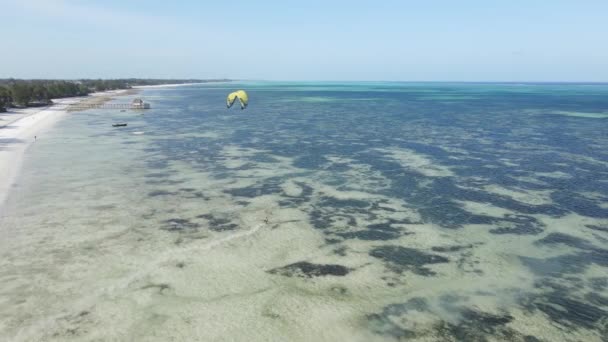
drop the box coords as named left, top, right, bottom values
left=0, top=84, right=207, bottom=211
left=0, top=83, right=209, bottom=211
left=0, top=90, right=131, bottom=210
left=1, top=99, right=72, bottom=209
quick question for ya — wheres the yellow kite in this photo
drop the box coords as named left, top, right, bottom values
left=226, top=90, right=249, bottom=110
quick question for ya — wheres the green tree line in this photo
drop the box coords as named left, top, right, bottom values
left=0, top=79, right=135, bottom=110
left=0, top=78, right=229, bottom=111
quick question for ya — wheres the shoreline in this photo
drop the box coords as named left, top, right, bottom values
left=0, top=89, right=133, bottom=211
left=0, top=82, right=213, bottom=211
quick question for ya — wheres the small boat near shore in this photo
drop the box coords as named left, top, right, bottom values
left=112, top=123, right=127, bottom=127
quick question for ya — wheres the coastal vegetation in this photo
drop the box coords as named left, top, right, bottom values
left=0, top=78, right=229, bottom=111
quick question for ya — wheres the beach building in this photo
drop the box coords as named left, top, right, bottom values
left=131, top=98, right=150, bottom=109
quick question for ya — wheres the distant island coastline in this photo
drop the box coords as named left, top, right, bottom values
left=0, top=78, right=231, bottom=112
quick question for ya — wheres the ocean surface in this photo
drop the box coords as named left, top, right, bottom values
left=1, top=82, right=608, bottom=341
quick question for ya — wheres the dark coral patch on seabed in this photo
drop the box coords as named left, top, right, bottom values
left=367, top=297, right=539, bottom=341
left=267, top=261, right=351, bottom=278
left=162, top=218, right=201, bottom=232
left=370, top=246, right=449, bottom=276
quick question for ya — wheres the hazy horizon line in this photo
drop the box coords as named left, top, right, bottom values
left=2, top=77, right=608, bottom=85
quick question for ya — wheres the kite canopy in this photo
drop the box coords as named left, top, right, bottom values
left=226, top=90, right=249, bottom=110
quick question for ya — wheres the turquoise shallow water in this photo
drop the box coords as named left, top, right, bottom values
left=1, top=82, right=608, bottom=341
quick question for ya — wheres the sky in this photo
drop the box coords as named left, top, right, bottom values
left=1, top=0, right=607, bottom=81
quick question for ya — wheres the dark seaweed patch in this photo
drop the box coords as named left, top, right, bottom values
left=292, top=155, right=327, bottom=169
left=370, top=246, right=449, bottom=276
left=522, top=292, right=607, bottom=329
left=145, top=179, right=185, bottom=186
left=413, top=178, right=565, bottom=230
left=224, top=179, right=283, bottom=198
left=431, top=244, right=474, bottom=253
left=197, top=214, right=239, bottom=231
left=295, top=182, right=314, bottom=199
left=333, top=246, right=348, bottom=256
left=250, top=154, right=278, bottom=163
left=585, top=292, right=608, bottom=307
left=520, top=249, right=608, bottom=277
left=278, top=200, right=295, bottom=207
left=338, top=222, right=406, bottom=241
left=230, top=162, right=257, bottom=170
left=534, top=232, right=594, bottom=250
left=318, top=196, right=369, bottom=209
left=418, top=201, right=480, bottom=229
left=490, top=225, right=544, bottom=235
left=520, top=256, right=608, bottom=333
left=308, top=197, right=418, bottom=243
left=148, top=190, right=177, bottom=197
left=367, top=222, right=402, bottom=232
left=435, top=309, right=515, bottom=341
left=338, top=229, right=400, bottom=241
left=309, top=209, right=356, bottom=231
left=489, top=214, right=545, bottom=235
left=309, top=209, right=330, bottom=230
left=552, top=191, right=608, bottom=218
left=181, top=190, right=210, bottom=200
left=267, top=261, right=350, bottom=278
left=146, top=172, right=173, bottom=178
left=589, top=277, right=608, bottom=291
left=211, top=223, right=239, bottom=231
left=585, top=224, right=608, bottom=233
left=162, top=218, right=200, bottom=232
left=593, top=233, right=608, bottom=244
left=367, top=298, right=428, bottom=339
left=90, top=204, right=116, bottom=211
left=368, top=298, right=525, bottom=341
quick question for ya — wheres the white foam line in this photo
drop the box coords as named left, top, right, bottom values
left=198, top=223, right=264, bottom=251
